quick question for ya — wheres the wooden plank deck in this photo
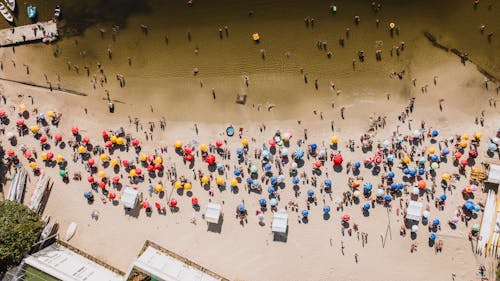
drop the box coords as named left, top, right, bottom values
left=0, top=20, right=58, bottom=47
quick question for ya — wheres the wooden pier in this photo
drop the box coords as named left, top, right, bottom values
left=0, top=20, right=58, bottom=47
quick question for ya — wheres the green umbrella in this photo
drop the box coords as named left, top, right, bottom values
left=250, top=165, right=258, bottom=173
left=472, top=224, right=480, bottom=232
left=59, top=170, right=67, bottom=177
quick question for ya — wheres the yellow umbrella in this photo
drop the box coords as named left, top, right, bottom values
left=184, top=182, right=192, bottom=190
left=155, top=156, right=163, bottom=164
left=41, top=152, right=47, bottom=160
left=98, top=171, right=106, bottom=178
left=110, top=159, right=119, bottom=166
left=474, top=131, right=482, bottom=140
left=30, top=125, right=39, bottom=134
left=201, top=176, right=209, bottom=184
left=129, top=170, right=137, bottom=177
left=428, top=147, right=436, bottom=154
left=155, top=184, right=163, bottom=193
left=441, top=173, right=451, bottom=181
left=461, top=134, right=470, bottom=141
left=29, top=162, right=37, bottom=169
left=174, top=140, right=182, bottom=148
left=199, top=144, right=208, bottom=152
left=174, top=181, right=182, bottom=189
left=18, top=104, right=26, bottom=111
left=216, top=176, right=224, bottom=185
left=230, top=178, right=238, bottom=187
left=402, top=156, right=410, bottom=164
left=47, top=110, right=55, bottom=118
left=116, top=137, right=125, bottom=145
left=331, top=136, right=339, bottom=144
left=56, top=155, right=63, bottom=163
left=77, top=146, right=87, bottom=154
left=110, top=135, right=117, bottom=144
left=241, top=139, right=248, bottom=146
left=460, top=140, right=468, bottom=148
left=99, top=153, right=109, bottom=161
left=139, top=154, right=147, bottom=162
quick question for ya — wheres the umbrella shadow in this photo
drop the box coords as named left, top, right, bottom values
left=207, top=215, right=224, bottom=233
left=124, top=205, right=141, bottom=218
left=295, top=159, right=305, bottom=168
left=208, top=165, right=217, bottom=172
left=323, top=213, right=330, bottom=220
left=176, top=189, right=184, bottom=196
left=203, top=184, right=210, bottom=191
left=410, top=232, right=417, bottom=240
left=333, top=165, right=343, bottom=173
left=159, top=191, right=165, bottom=199
left=273, top=230, right=288, bottom=242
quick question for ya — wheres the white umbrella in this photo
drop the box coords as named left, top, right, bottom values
left=376, top=188, right=384, bottom=197
left=6, top=131, right=14, bottom=139
left=411, top=187, right=420, bottom=195
left=291, top=162, right=298, bottom=169
left=411, top=225, right=419, bottom=232
left=422, top=210, right=430, bottom=218
left=413, top=130, right=420, bottom=137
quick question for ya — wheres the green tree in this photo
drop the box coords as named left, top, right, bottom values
left=0, top=200, right=43, bottom=271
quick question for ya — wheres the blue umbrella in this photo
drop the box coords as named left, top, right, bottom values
left=270, top=198, right=278, bottom=206
left=474, top=205, right=481, bottom=212
left=323, top=205, right=331, bottom=214
left=465, top=201, right=474, bottom=211
left=259, top=198, right=267, bottom=206
left=311, top=143, right=317, bottom=150
left=84, top=192, right=92, bottom=199
left=387, top=154, right=394, bottom=162
left=432, top=219, right=440, bottom=226
left=252, top=180, right=259, bottom=187
left=237, top=204, right=245, bottom=212
left=234, top=169, right=241, bottom=176
left=441, top=147, right=450, bottom=155
left=236, top=148, right=243, bottom=155
left=270, top=176, right=278, bottom=185
left=431, top=130, right=439, bottom=137
left=307, top=189, right=314, bottom=197
left=268, top=186, right=275, bottom=194
left=489, top=142, right=498, bottom=152
left=403, top=168, right=410, bottom=175
left=264, top=163, right=272, bottom=170
left=354, top=162, right=361, bottom=169
left=324, top=179, right=332, bottom=187
left=363, top=203, right=371, bottom=210
left=292, top=177, right=300, bottom=184
left=429, top=233, right=437, bottom=240
left=418, top=168, right=425, bottom=175
left=388, top=171, right=395, bottom=178
left=363, top=182, right=373, bottom=191
left=261, top=150, right=270, bottom=159
left=301, top=210, right=309, bottom=217
left=390, top=183, right=398, bottom=190
left=217, top=164, right=224, bottom=170
left=419, top=157, right=427, bottom=164
left=246, top=178, right=253, bottom=184
left=397, top=183, right=404, bottom=190
left=384, top=195, right=392, bottom=202
left=294, top=148, right=305, bottom=159
left=431, top=154, right=439, bottom=162
left=440, top=194, right=447, bottom=201
left=408, top=169, right=417, bottom=177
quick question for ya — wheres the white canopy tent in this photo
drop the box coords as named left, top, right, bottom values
left=487, top=164, right=500, bottom=184
left=205, top=203, right=221, bottom=224
left=121, top=187, right=139, bottom=209
left=272, top=209, right=288, bottom=233
left=406, top=201, right=423, bottom=221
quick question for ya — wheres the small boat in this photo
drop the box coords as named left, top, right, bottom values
left=5, top=0, right=15, bottom=11
left=54, top=5, right=61, bottom=18
left=27, top=5, right=36, bottom=19
left=0, top=3, right=13, bottom=22
left=226, top=125, right=234, bottom=137
left=65, top=222, right=77, bottom=241
left=252, top=33, right=260, bottom=42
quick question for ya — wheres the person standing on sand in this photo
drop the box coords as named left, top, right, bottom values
left=341, top=107, right=345, bottom=119
left=354, top=253, right=358, bottom=263
left=212, top=89, right=216, bottom=100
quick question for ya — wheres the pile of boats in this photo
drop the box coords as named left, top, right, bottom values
left=0, top=0, right=62, bottom=23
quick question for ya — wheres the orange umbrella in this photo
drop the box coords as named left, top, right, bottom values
left=418, top=180, right=426, bottom=189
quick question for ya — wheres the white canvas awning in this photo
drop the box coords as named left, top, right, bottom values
left=205, top=203, right=221, bottom=224
left=272, top=209, right=288, bottom=233
left=406, top=201, right=423, bottom=221
left=121, top=187, right=138, bottom=209
left=487, top=164, right=500, bottom=184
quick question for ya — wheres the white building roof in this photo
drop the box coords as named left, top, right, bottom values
left=487, top=164, right=500, bottom=184
left=204, top=203, right=221, bottom=224
left=406, top=201, right=424, bottom=221
left=272, top=210, right=288, bottom=233
left=121, top=187, right=138, bottom=208
left=133, top=247, right=221, bottom=281
left=24, top=243, right=123, bottom=281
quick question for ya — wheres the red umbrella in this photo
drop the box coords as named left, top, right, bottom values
left=333, top=155, right=343, bottom=165
left=142, top=201, right=149, bottom=209
left=374, top=155, right=382, bottom=164
left=169, top=199, right=178, bottom=207
left=314, top=160, right=322, bottom=168
left=342, top=214, right=351, bottom=222
left=105, top=141, right=113, bottom=148
left=155, top=202, right=161, bottom=209
left=40, top=136, right=47, bottom=143
left=82, top=137, right=90, bottom=144
left=147, top=155, right=154, bottom=163
left=454, top=152, right=462, bottom=159
left=46, top=152, right=54, bottom=160
left=268, top=139, right=276, bottom=146
left=468, top=149, right=478, bottom=158
left=54, top=134, right=62, bottom=141
left=215, top=140, right=223, bottom=147
left=154, top=163, right=163, bottom=170
left=24, top=151, right=32, bottom=159
left=206, top=154, right=216, bottom=165
left=122, top=160, right=129, bottom=167
left=0, top=109, right=6, bottom=117
left=16, top=118, right=25, bottom=126
left=147, top=165, right=155, bottom=172
left=87, top=159, right=95, bottom=166
left=87, top=176, right=95, bottom=183
left=131, top=139, right=140, bottom=146
left=183, top=147, right=192, bottom=155
left=71, top=126, right=79, bottom=135
left=98, top=181, right=106, bottom=189
left=460, top=159, right=468, bottom=167
left=135, top=168, right=142, bottom=175
left=7, top=150, right=14, bottom=157
left=191, top=197, right=199, bottom=205
left=112, top=175, right=120, bottom=183
left=185, top=154, right=194, bottom=162
left=101, top=131, right=109, bottom=139
left=108, top=192, right=116, bottom=199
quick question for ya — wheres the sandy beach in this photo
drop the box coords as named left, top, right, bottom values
left=0, top=1, right=499, bottom=281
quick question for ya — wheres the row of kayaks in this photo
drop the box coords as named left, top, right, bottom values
left=0, top=0, right=62, bottom=23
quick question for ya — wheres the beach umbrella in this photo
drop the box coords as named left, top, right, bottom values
left=268, top=186, right=275, bottom=194
left=39, top=135, right=47, bottom=143
left=429, top=233, right=437, bottom=241
left=82, top=137, right=90, bottom=144
left=55, top=155, right=63, bottom=163
left=293, top=148, right=304, bottom=159
left=464, top=201, right=474, bottom=211
left=460, top=159, right=468, bottom=167
left=87, top=176, right=95, bottom=183
left=314, top=160, right=322, bottom=168
left=333, top=155, right=343, bottom=165
left=139, top=154, right=147, bottom=162
left=54, top=134, right=62, bottom=142
left=250, top=165, right=258, bottom=173
left=422, top=210, right=430, bottom=218
left=129, top=170, right=136, bottom=177
left=172, top=181, right=181, bottom=189
left=129, top=139, right=139, bottom=147
left=98, top=181, right=106, bottom=189
left=169, top=199, right=178, bottom=207
left=236, top=148, right=243, bottom=156
left=40, top=152, right=47, bottom=160
left=418, top=168, right=425, bottom=175
left=16, top=118, right=25, bottom=126
left=87, top=159, right=95, bottom=166
left=28, top=162, right=37, bottom=169
left=84, top=192, right=92, bottom=199
left=363, top=182, right=373, bottom=191
left=441, top=173, right=451, bottom=181
left=46, top=152, right=54, bottom=160
left=71, top=126, right=79, bottom=135
left=201, top=176, right=209, bottom=184
left=230, top=179, right=238, bottom=187
left=270, top=198, right=278, bottom=207
left=354, top=162, right=361, bottom=169
left=403, top=168, right=410, bottom=175
left=245, top=178, right=253, bottom=185
left=0, top=109, right=6, bottom=118
left=142, top=201, right=149, bottom=209
left=474, top=205, right=481, bottom=212
left=174, top=140, right=182, bottom=148
left=461, top=134, right=470, bottom=141
left=301, top=210, right=309, bottom=217
left=184, top=182, right=192, bottom=190
left=408, top=169, right=417, bottom=177
left=489, top=142, right=498, bottom=152
left=183, top=147, right=192, bottom=155
left=387, top=171, right=395, bottom=179
left=237, top=203, right=245, bottom=212
left=259, top=199, right=267, bottom=206
left=270, top=176, right=277, bottom=185
left=384, top=195, right=392, bottom=202
left=472, top=224, right=480, bottom=232
left=310, top=143, right=317, bottom=150
left=291, top=162, right=298, bottom=170
left=342, top=214, right=350, bottom=222
left=418, top=180, right=426, bottom=189
left=402, top=156, right=410, bottom=164
left=390, top=183, right=398, bottom=191
left=110, top=159, right=119, bottom=166
left=154, top=163, right=163, bottom=170
left=411, top=225, right=419, bottom=232
left=383, top=140, right=391, bottom=148
left=441, top=147, right=450, bottom=155
left=97, top=171, right=106, bottom=178
left=76, top=146, right=86, bottom=154
left=241, top=139, right=248, bottom=146
left=431, top=154, right=439, bottom=162
left=261, top=150, right=270, bottom=159
left=283, top=131, right=292, bottom=141
left=459, top=140, right=467, bottom=148
left=293, top=177, right=300, bottom=184
left=264, top=163, right=272, bottom=170
left=216, top=176, right=224, bottom=185
left=413, top=130, right=420, bottom=138
left=454, top=152, right=462, bottom=159
left=233, top=169, right=241, bottom=176
left=307, top=189, right=314, bottom=197
left=105, top=141, right=113, bottom=148
left=112, top=175, right=120, bottom=183
left=154, top=184, right=163, bottom=193
left=100, top=131, right=109, bottom=140
left=252, top=180, right=259, bottom=187
left=323, top=205, right=331, bottom=214
left=432, top=219, right=440, bottom=226
left=431, top=130, right=439, bottom=137
left=376, top=188, right=384, bottom=197
left=353, top=190, right=361, bottom=198
left=468, top=149, right=478, bottom=158
left=182, top=154, right=193, bottom=162
left=268, top=139, right=276, bottom=146
left=99, top=153, right=108, bottom=161
left=24, top=151, right=32, bottom=159
left=206, top=154, right=216, bottom=165
left=191, top=197, right=199, bottom=205
left=30, top=125, right=39, bottom=134
left=474, top=131, right=482, bottom=140
left=108, top=192, right=116, bottom=200
left=215, top=140, right=223, bottom=148
left=464, top=186, right=473, bottom=193
left=324, top=179, right=332, bottom=188
left=331, top=136, right=339, bottom=144
left=146, top=165, right=155, bottom=173
left=428, top=147, right=436, bottom=154
left=199, top=144, right=208, bottom=152
left=363, top=203, right=371, bottom=210
left=431, top=162, right=439, bottom=170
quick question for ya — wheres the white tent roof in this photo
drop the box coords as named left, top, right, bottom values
left=24, top=244, right=123, bottom=281
left=121, top=187, right=138, bottom=208
left=487, top=164, right=500, bottom=184
left=406, top=201, right=424, bottom=221
left=132, top=246, right=221, bottom=281
left=272, top=209, right=288, bottom=233
left=205, top=203, right=221, bottom=224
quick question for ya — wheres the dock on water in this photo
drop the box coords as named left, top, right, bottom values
left=0, top=20, right=58, bottom=47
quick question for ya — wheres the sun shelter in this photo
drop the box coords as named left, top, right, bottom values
left=486, top=164, right=500, bottom=184
left=272, top=209, right=288, bottom=233
left=406, top=201, right=424, bottom=221
left=121, top=186, right=139, bottom=209
left=205, top=203, right=221, bottom=224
